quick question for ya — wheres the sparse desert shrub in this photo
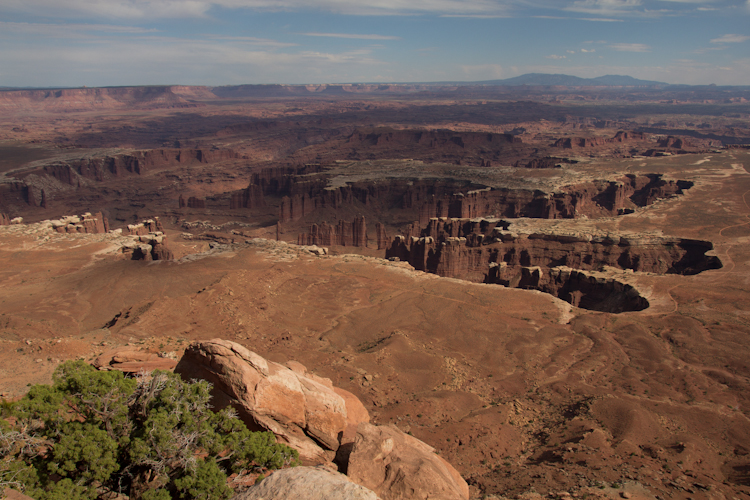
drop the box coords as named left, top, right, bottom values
left=1, top=360, right=297, bottom=500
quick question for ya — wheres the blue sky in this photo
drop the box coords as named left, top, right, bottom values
left=0, top=0, right=748, bottom=87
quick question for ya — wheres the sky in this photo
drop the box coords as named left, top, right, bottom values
left=0, top=0, right=749, bottom=87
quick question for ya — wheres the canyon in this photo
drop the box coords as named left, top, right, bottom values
left=1, top=83, right=750, bottom=499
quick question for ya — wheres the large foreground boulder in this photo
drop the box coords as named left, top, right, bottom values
left=175, top=340, right=468, bottom=500
left=175, top=339, right=369, bottom=464
left=347, top=423, right=470, bottom=500
left=232, top=466, right=379, bottom=500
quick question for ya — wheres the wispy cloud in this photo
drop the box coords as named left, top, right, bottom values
left=609, top=43, right=651, bottom=52
left=581, top=48, right=596, bottom=53
left=546, top=54, right=567, bottom=59
left=300, top=32, right=400, bottom=40
left=710, top=34, right=750, bottom=44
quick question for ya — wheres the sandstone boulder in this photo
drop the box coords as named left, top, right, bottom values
left=233, top=466, right=379, bottom=500
left=347, top=423, right=469, bottom=500
left=174, top=339, right=369, bottom=464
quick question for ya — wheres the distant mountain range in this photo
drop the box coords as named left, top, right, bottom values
left=469, top=73, right=667, bottom=87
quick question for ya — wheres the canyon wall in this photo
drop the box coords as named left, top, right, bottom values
left=297, top=216, right=367, bottom=247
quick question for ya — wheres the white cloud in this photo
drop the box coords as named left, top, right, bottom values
left=581, top=48, right=596, bottom=52
left=300, top=32, right=400, bottom=40
left=609, top=42, right=650, bottom=52
left=710, top=34, right=750, bottom=44
left=546, top=54, right=566, bottom=59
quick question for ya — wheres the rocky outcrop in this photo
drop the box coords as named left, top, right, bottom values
left=175, top=340, right=469, bottom=500
left=347, top=423, right=470, bottom=500
left=127, top=217, right=165, bottom=236
left=120, top=231, right=174, bottom=261
left=50, top=212, right=109, bottom=234
left=174, top=339, right=370, bottom=465
left=297, top=217, right=366, bottom=247
left=234, top=466, right=379, bottom=500
left=93, top=348, right=177, bottom=373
